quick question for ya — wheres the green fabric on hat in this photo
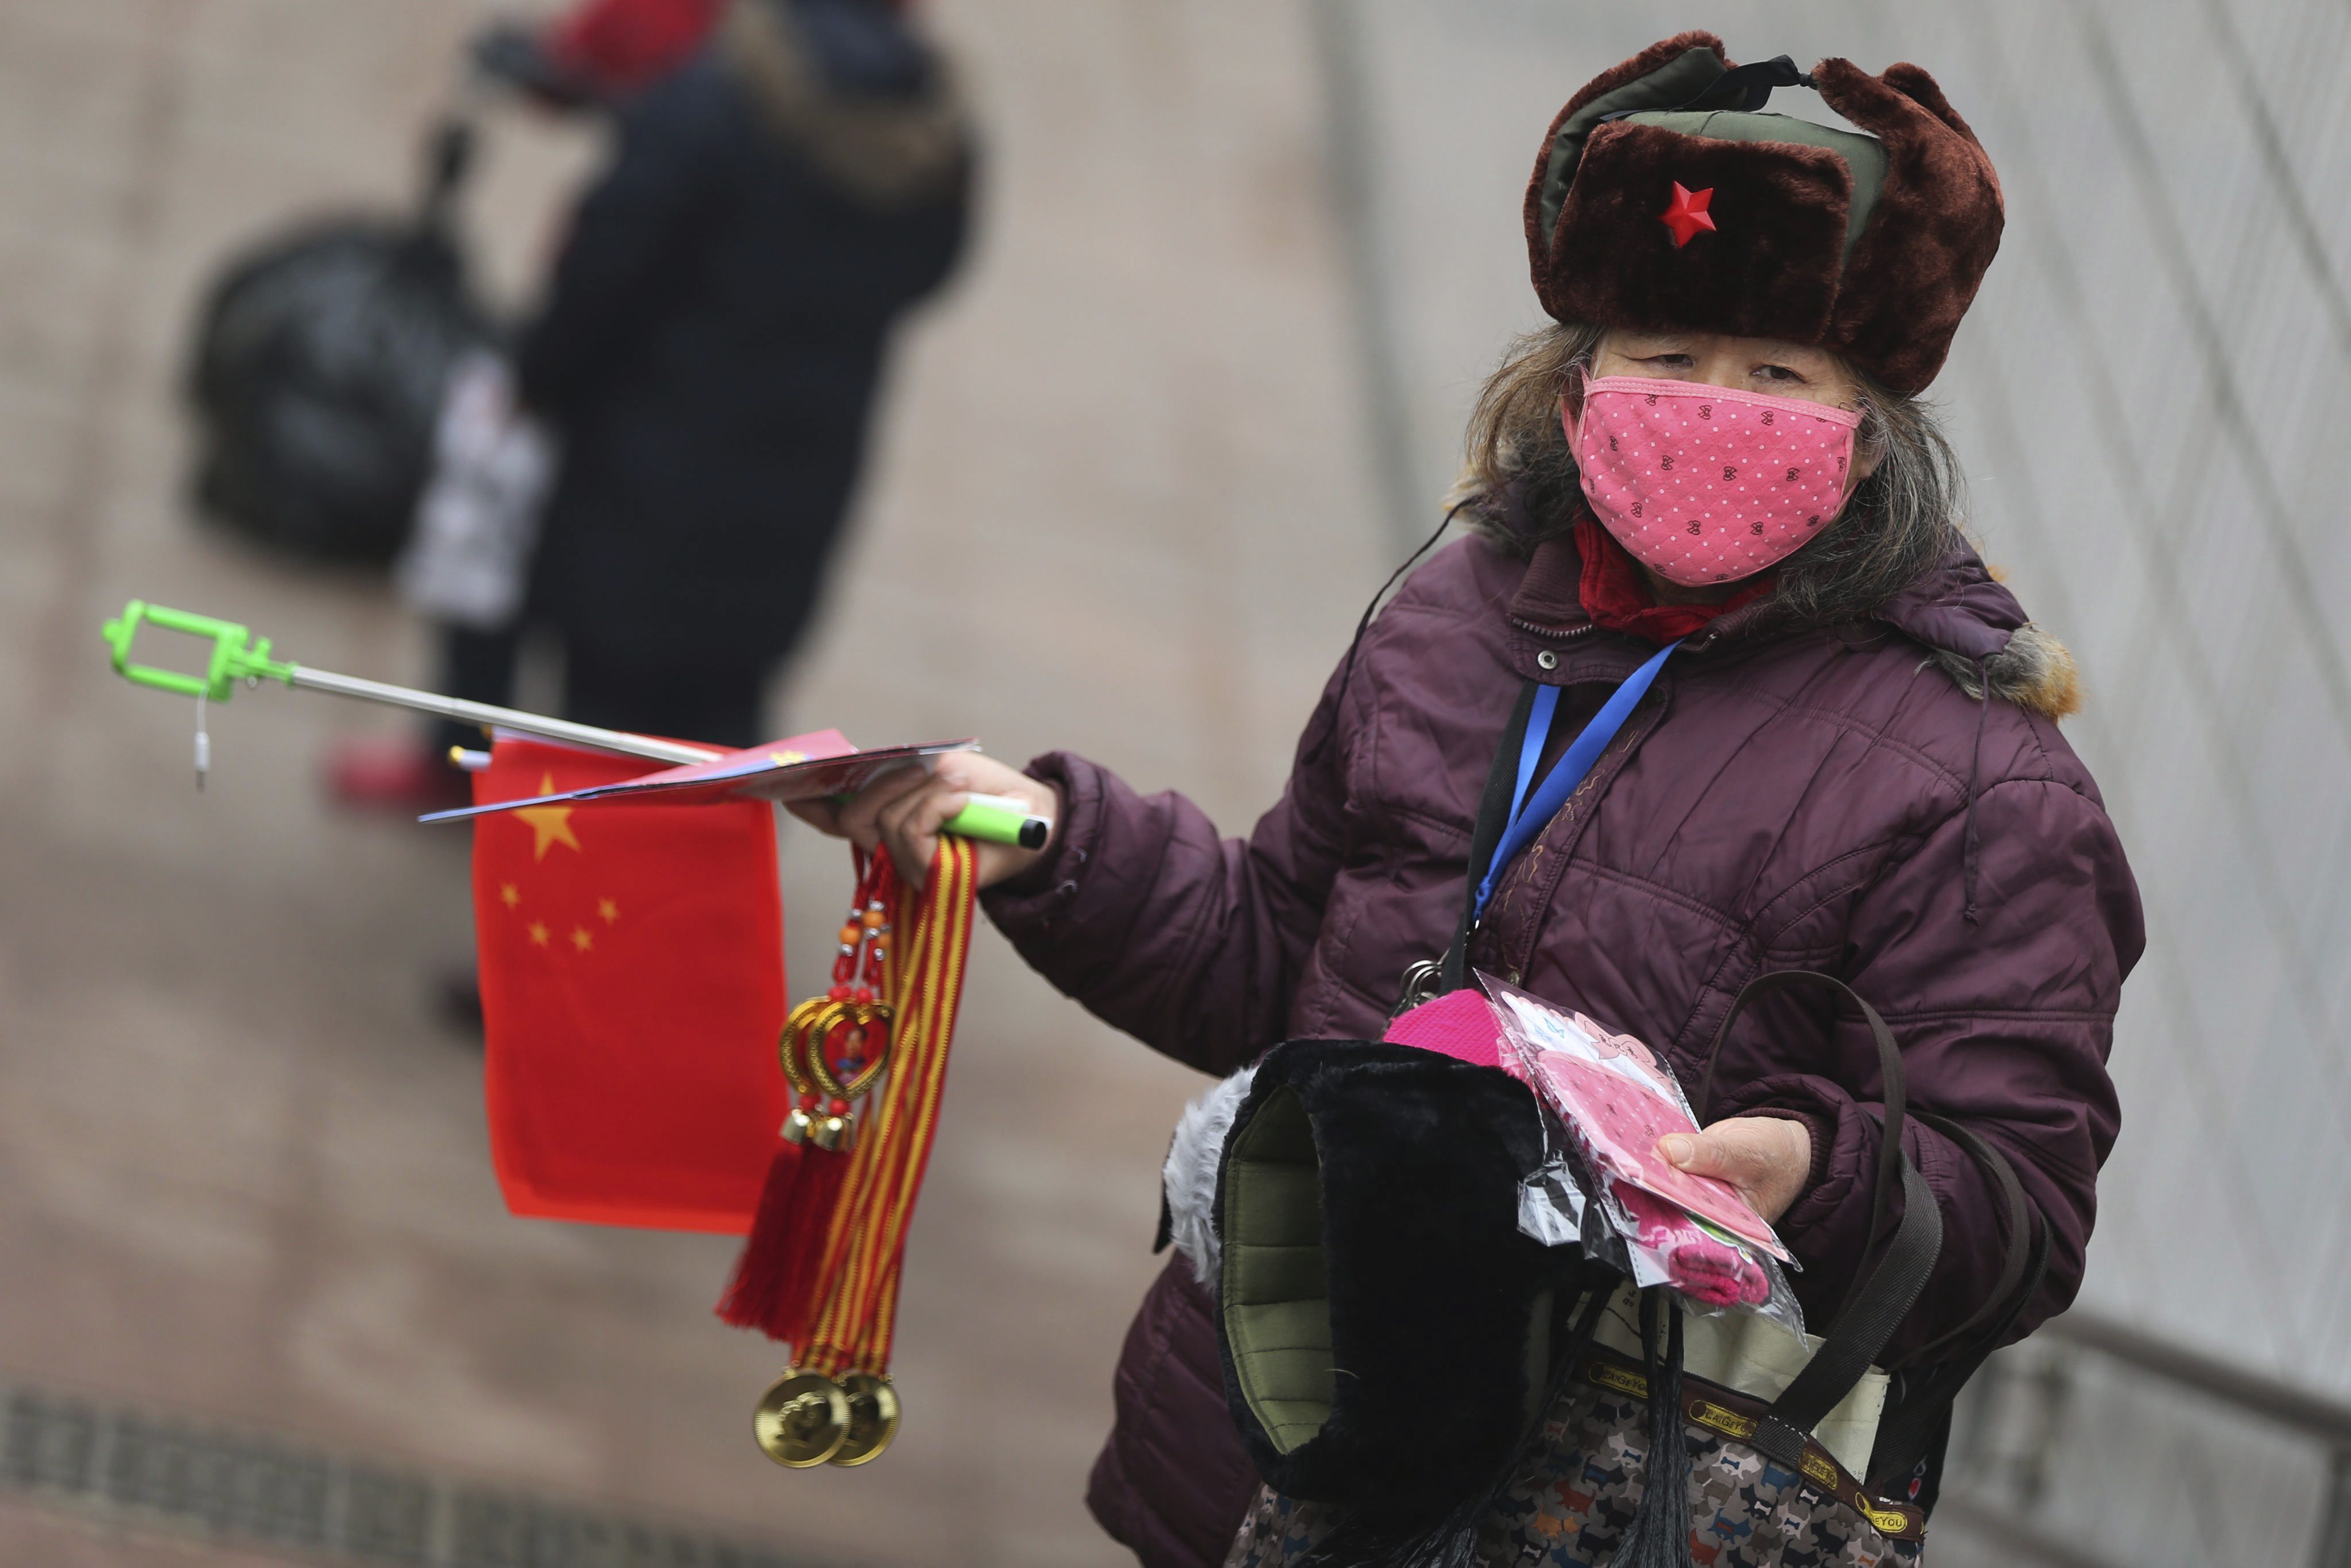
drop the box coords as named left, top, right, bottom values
left=1538, top=44, right=1728, bottom=243
left=1619, top=108, right=1888, bottom=257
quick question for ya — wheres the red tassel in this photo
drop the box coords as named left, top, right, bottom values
left=717, top=854, right=894, bottom=1349
left=767, top=1146, right=851, bottom=1344
left=714, top=1134, right=808, bottom=1334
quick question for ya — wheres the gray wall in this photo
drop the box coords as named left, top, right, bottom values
left=1329, top=0, right=2351, bottom=1403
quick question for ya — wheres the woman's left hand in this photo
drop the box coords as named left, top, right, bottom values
left=1657, top=1116, right=1814, bottom=1223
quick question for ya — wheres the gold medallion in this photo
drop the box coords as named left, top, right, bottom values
left=801, top=999, right=895, bottom=1100
left=827, top=1373, right=901, bottom=1468
left=752, top=1369, right=851, bottom=1468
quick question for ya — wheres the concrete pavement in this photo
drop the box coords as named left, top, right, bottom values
left=0, top=1, right=1387, bottom=1562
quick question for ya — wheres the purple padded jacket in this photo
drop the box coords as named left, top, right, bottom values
left=981, top=531, right=2142, bottom=1568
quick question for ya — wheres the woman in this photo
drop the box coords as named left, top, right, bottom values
left=805, top=33, right=2139, bottom=1568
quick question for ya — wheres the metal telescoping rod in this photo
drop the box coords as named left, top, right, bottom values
left=284, top=667, right=721, bottom=767
left=102, top=599, right=1052, bottom=845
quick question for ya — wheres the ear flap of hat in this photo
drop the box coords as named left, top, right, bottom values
left=1523, top=32, right=1732, bottom=315
left=1811, top=57, right=2004, bottom=392
left=1214, top=1040, right=1565, bottom=1536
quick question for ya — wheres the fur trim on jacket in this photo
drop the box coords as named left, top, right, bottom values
left=1926, top=620, right=2081, bottom=720
left=720, top=0, right=970, bottom=211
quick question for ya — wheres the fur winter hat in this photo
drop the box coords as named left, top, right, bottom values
left=1524, top=33, right=2003, bottom=393
left=1213, top=1039, right=1586, bottom=1540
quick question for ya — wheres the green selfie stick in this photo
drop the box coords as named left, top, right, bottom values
left=101, top=598, right=1056, bottom=847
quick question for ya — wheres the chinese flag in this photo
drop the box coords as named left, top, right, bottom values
left=471, top=737, right=787, bottom=1232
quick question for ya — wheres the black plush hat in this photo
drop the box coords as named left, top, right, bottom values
left=1523, top=32, right=2003, bottom=393
left=1213, top=1039, right=1589, bottom=1545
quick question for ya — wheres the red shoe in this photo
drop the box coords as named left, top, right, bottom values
left=325, top=736, right=475, bottom=815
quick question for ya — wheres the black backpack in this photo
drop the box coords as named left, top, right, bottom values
left=184, top=119, right=494, bottom=566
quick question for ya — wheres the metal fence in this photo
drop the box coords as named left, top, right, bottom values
left=1313, top=1, right=2351, bottom=1559
left=1941, top=1313, right=2351, bottom=1567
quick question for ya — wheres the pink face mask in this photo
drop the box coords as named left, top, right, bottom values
left=1567, top=376, right=1864, bottom=588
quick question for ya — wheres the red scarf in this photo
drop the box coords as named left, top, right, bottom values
left=1574, top=517, right=1773, bottom=644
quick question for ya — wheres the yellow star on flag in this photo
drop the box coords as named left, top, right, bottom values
left=598, top=898, right=619, bottom=925
left=571, top=926, right=594, bottom=953
left=527, top=921, right=550, bottom=947
left=514, top=772, right=582, bottom=861
left=499, top=883, right=521, bottom=909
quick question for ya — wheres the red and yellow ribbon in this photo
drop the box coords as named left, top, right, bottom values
left=798, top=834, right=978, bottom=1377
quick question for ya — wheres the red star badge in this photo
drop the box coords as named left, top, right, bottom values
left=1659, top=182, right=1716, bottom=247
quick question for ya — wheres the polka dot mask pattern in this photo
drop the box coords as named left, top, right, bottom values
left=1568, top=377, right=1865, bottom=588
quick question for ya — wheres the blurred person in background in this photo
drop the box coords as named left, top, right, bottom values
left=329, top=0, right=724, bottom=810
left=803, top=32, right=2138, bottom=1568
left=520, top=0, right=969, bottom=748
left=335, top=0, right=971, bottom=807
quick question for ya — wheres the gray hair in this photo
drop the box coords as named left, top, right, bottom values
left=1454, top=321, right=1965, bottom=629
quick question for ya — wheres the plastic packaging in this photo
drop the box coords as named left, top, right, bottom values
left=395, top=351, right=556, bottom=628
left=1484, top=972, right=1805, bottom=1337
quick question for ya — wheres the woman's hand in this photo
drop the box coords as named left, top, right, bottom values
left=1657, top=1116, right=1814, bottom=1224
left=788, top=753, right=1059, bottom=891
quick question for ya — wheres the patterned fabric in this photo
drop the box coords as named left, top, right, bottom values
left=1570, top=377, right=1861, bottom=588
left=1221, top=1377, right=1924, bottom=1568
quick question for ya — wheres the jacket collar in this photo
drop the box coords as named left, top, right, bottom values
left=1502, top=532, right=1769, bottom=682
left=1503, top=530, right=1771, bottom=648
left=1505, top=535, right=1589, bottom=635
left=1502, top=535, right=1654, bottom=686
left=1501, top=525, right=2033, bottom=667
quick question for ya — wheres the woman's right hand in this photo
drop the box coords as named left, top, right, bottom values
left=788, top=753, right=1060, bottom=891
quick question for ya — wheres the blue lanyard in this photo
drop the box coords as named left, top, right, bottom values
left=1471, top=638, right=1681, bottom=923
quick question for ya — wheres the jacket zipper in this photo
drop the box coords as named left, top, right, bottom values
left=1512, top=617, right=1725, bottom=653
left=1508, top=618, right=1596, bottom=641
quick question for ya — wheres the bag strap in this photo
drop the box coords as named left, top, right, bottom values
left=1755, top=1160, right=1939, bottom=1456
left=1692, top=971, right=1944, bottom=1464
left=1892, top=1112, right=2034, bottom=1368
left=1436, top=679, right=1538, bottom=995
left=418, top=115, right=477, bottom=234
left=1867, top=1219, right=2047, bottom=1492
left=1865, top=1123, right=2049, bottom=1489
left=1696, top=969, right=1909, bottom=1325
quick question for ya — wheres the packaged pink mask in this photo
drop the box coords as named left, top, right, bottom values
left=1568, top=376, right=1864, bottom=588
